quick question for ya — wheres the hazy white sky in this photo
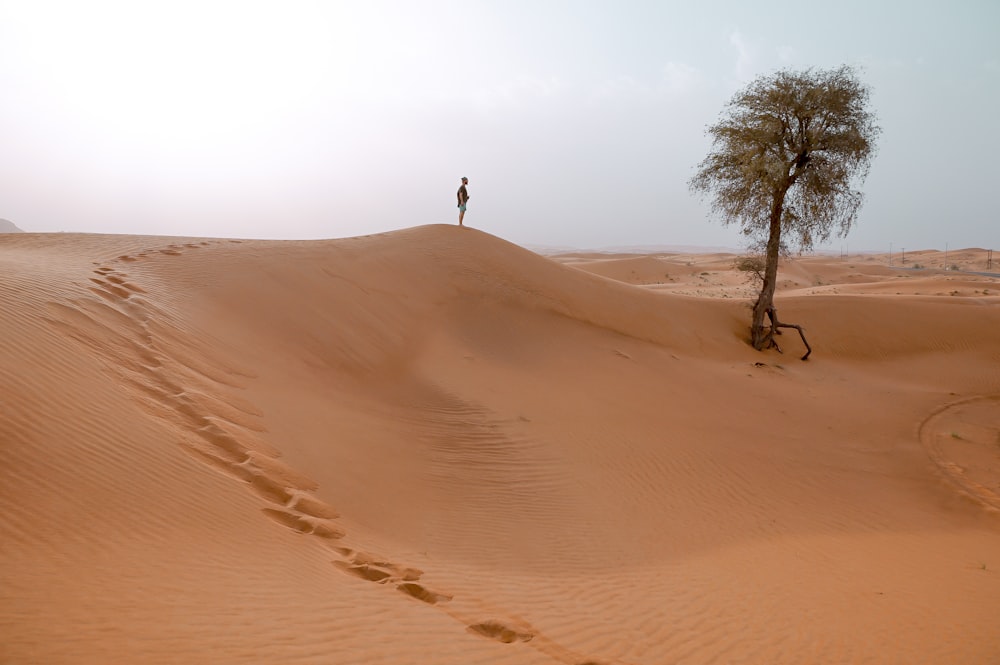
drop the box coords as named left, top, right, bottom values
left=1, top=1, right=998, bottom=250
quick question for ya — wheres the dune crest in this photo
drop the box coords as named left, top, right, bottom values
left=2, top=225, right=999, bottom=664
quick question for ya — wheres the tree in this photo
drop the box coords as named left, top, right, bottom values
left=690, top=66, right=879, bottom=358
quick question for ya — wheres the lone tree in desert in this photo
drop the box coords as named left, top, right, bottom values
left=690, top=66, right=879, bottom=358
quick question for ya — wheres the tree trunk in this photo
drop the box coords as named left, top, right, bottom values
left=750, top=192, right=785, bottom=350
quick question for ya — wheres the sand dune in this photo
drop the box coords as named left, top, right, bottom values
left=0, top=219, right=23, bottom=233
left=2, top=225, right=999, bottom=664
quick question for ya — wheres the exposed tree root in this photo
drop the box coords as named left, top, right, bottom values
left=762, top=307, right=812, bottom=360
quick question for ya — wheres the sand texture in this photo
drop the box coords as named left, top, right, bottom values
left=2, top=226, right=999, bottom=664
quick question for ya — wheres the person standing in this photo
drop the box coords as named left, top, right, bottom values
left=456, top=176, right=470, bottom=226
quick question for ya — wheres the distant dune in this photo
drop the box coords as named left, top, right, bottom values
left=0, top=218, right=24, bottom=233
left=529, top=242, right=740, bottom=255
left=1, top=225, right=998, bottom=664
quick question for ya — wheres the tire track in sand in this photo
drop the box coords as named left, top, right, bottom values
left=919, top=394, right=1000, bottom=513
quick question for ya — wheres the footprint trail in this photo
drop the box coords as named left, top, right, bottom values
left=47, top=240, right=627, bottom=665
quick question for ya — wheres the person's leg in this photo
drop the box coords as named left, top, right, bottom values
left=458, top=210, right=464, bottom=226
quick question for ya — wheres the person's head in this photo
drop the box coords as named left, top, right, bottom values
left=461, top=177, right=468, bottom=184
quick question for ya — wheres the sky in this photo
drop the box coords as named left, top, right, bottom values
left=1, top=0, right=998, bottom=251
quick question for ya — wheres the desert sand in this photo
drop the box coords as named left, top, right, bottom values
left=1, top=225, right=998, bottom=664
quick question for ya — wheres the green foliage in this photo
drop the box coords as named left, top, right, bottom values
left=690, top=66, right=880, bottom=252
left=735, top=255, right=766, bottom=283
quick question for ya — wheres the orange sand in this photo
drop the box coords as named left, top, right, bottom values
left=2, top=226, right=998, bottom=664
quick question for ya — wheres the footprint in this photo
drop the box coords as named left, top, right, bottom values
left=262, top=506, right=344, bottom=540
left=290, top=493, right=339, bottom=519
left=396, top=567, right=423, bottom=581
left=88, top=287, right=121, bottom=303
left=350, top=552, right=396, bottom=569
left=179, top=441, right=255, bottom=482
left=247, top=473, right=293, bottom=505
left=397, top=582, right=451, bottom=605
left=334, top=560, right=393, bottom=582
left=119, top=281, right=146, bottom=294
left=96, top=268, right=146, bottom=297
left=356, top=559, right=420, bottom=581
left=467, top=620, right=534, bottom=644
left=88, top=279, right=132, bottom=299
left=310, top=521, right=345, bottom=539
left=193, top=423, right=251, bottom=460
left=261, top=507, right=313, bottom=534
left=244, top=452, right=318, bottom=491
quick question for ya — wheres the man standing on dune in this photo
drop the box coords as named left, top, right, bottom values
left=457, top=176, right=470, bottom=226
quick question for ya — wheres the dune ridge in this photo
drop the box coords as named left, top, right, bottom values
left=2, top=225, right=999, bottom=664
